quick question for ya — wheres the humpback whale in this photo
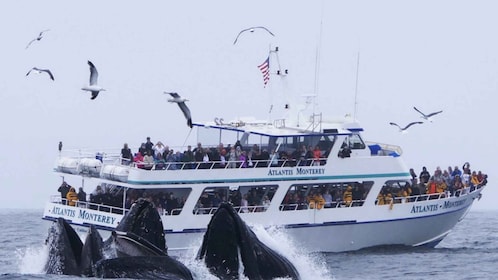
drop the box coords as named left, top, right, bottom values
left=44, top=198, right=193, bottom=279
left=197, top=203, right=300, bottom=280
left=45, top=200, right=299, bottom=279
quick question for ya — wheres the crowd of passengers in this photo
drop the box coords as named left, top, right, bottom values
left=194, top=188, right=275, bottom=214
left=376, top=162, right=488, bottom=205
left=119, top=137, right=328, bottom=170
left=57, top=182, right=187, bottom=215
left=281, top=183, right=368, bottom=210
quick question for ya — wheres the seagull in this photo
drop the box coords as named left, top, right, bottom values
left=26, top=67, right=54, bottom=81
left=25, top=29, right=50, bottom=49
left=165, top=92, right=192, bottom=128
left=81, top=60, right=105, bottom=100
left=233, top=26, right=275, bottom=44
left=389, top=121, right=423, bottom=133
left=413, top=107, right=443, bottom=122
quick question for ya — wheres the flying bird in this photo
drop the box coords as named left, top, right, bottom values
left=389, top=121, right=423, bottom=133
left=25, top=29, right=50, bottom=49
left=81, top=60, right=105, bottom=100
left=413, top=107, right=443, bottom=122
left=165, top=92, right=192, bottom=128
left=26, top=67, right=54, bottom=81
left=233, top=26, right=275, bottom=44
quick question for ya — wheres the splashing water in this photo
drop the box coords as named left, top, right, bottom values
left=252, top=224, right=334, bottom=280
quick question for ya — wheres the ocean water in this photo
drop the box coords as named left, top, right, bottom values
left=1, top=209, right=497, bottom=280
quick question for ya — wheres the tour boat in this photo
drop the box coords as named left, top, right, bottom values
left=42, top=112, right=486, bottom=254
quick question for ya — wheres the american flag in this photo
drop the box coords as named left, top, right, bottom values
left=257, top=56, right=270, bottom=87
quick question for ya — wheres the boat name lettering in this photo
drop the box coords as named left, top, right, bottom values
left=442, top=199, right=467, bottom=209
left=78, top=209, right=117, bottom=225
left=296, top=167, right=325, bottom=175
left=410, top=204, right=439, bottom=213
left=268, top=169, right=293, bottom=176
left=267, top=168, right=325, bottom=176
left=52, top=206, right=76, bottom=217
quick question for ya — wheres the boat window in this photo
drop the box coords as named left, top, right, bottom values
left=194, top=184, right=278, bottom=214
left=349, top=134, right=366, bottom=149
left=87, top=184, right=191, bottom=216
left=280, top=181, right=373, bottom=210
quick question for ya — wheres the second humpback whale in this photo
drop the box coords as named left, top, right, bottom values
left=197, top=203, right=301, bottom=280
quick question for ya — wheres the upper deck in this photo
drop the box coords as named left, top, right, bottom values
left=54, top=116, right=407, bottom=187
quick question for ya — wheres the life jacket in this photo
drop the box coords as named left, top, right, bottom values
left=343, top=190, right=353, bottom=206
left=314, top=195, right=325, bottom=209
left=428, top=182, right=437, bottom=194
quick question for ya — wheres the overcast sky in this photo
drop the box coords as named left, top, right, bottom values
left=1, top=0, right=496, bottom=210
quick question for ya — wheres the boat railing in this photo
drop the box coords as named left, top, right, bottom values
left=279, top=200, right=366, bottom=211
left=128, top=157, right=328, bottom=171
left=193, top=205, right=268, bottom=215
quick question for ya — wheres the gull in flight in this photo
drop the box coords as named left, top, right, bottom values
left=81, top=60, right=105, bottom=100
left=233, top=26, right=275, bottom=44
left=26, top=67, right=54, bottom=81
left=165, top=92, right=192, bottom=128
left=389, top=121, right=423, bottom=133
left=414, top=107, right=443, bottom=122
left=25, top=29, right=50, bottom=49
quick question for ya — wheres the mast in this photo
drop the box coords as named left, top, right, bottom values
left=353, top=51, right=360, bottom=120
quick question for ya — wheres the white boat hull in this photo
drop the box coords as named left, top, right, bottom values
left=42, top=187, right=481, bottom=254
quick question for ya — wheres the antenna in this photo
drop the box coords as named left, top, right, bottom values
left=353, top=51, right=360, bottom=120
left=313, top=0, right=325, bottom=97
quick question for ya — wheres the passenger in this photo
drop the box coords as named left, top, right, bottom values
left=323, top=190, right=333, bottom=208
left=58, top=181, right=70, bottom=200
left=313, top=192, right=325, bottom=209
left=396, top=187, right=408, bottom=203
left=462, top=162, right=471, bottom=174
left=241, top=194, right=249, bottom=213
left=154, top=152, right=166, bottom=170
left=453, top=175, right=464, bottom=196
left=234, top=140, right=243, bottom=151
left=409, top=168, right=418, bottom=186
left=313, top=146, right=321, bottom=166
left=66, top=187, right=78, bottom=206
left=182, top=145, right=195, bottom=169
left=133, top=152, right=144, bottom=169
left=419, top=166, right=431, bottom=185
left=239, top=150, right=247, bottom=168
left=442, top=170, right=452, bottom=194
left=153, top=141, right=166, bottom=158
left=376, top=192, right=386, bottom=205
left=262, top=195, right=271, bottom=211
left=462, top=168, right=471, bottom=187
left=436, top=182, right=447, bottom=196
left=307, top=190, right=317, bottom=209
left=260, top=149, right=270, bottom=167
left=227, top=146, right=237, bottom=168
left=269, top=149, right=280, bottom=167
left=470, top=171, right=480, bottom=191
left=142, top=151, right=154, bottom=170
left=144, top=137, right=154, bottom=156
left=193, top=142, right=204, bottom=162
left=219, top=149, right=227, bottom=168
left=120, top=143, right=133, bottom=165
left=451, top=166, right=462, bottom=178
left=427, top=180, right=437, bottom=194
left=343, top=186, right=353, bottom=207
left=77, top=187, right=87, bottom=208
